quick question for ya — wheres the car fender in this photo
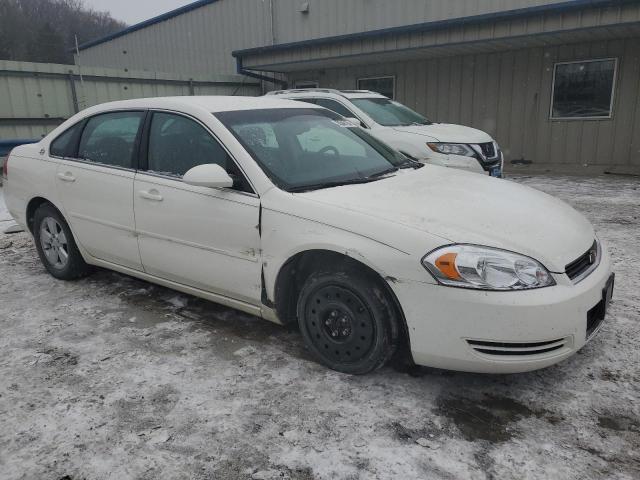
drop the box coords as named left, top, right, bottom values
left=260, top=207, right=438, bottom=304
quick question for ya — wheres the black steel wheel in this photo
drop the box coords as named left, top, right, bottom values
left=297, top=268, right=400, bottom=374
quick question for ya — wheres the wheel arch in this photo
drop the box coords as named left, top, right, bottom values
left=272, top=248, right=411, bottom=353
left=26, top=196, right=59, bottom=233
left=25, top=196, right=91, bottom=263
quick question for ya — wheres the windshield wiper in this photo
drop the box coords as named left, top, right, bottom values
left=396, top=156, right=424, bottom=169
left=367, top=166, right=398, bottom=178
left=288, top=174, right=392, bottom=193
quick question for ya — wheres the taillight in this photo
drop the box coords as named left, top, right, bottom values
left=2, top=155, right=7, bottom=178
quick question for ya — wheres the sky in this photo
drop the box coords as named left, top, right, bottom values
left=82, top=0, right=195, bottom=25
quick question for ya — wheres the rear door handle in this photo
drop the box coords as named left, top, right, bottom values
left=57, top=172, right=76, bottom=182
left=139, top=189, right=163, bottom=202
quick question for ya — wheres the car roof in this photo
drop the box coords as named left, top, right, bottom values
left=80, top=96, right=325, bottom=115
left=266, top=89, right=388, bottom=100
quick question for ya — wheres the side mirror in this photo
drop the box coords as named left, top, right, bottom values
left=183, top=163, right=233, bottom=189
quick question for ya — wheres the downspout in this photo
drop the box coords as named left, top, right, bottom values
left=269, top=0, right=276, bottom=45
left=235, top=56, right=288, bottom=89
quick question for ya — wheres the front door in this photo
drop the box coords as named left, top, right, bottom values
left=133, top=111, right=261, bottom=304
left=55, top=111, right=145, bottom=270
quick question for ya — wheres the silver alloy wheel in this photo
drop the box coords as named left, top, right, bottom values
left=40, top=217, right=69, bottom=269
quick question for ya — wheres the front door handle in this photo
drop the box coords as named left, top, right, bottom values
left=57, top=172, right=76, bottom=182
left=139, top=189, right=163, bottom=202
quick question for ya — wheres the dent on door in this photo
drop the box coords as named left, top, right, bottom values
left=133, top=174, right=262, bottom=304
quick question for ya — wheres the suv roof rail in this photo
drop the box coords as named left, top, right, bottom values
left=265, top=88, right=381, bottom=98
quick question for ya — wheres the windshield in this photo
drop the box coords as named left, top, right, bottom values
left=351, top=98, right=432, bottom=126
left=215, top=108, right=407, bottom=192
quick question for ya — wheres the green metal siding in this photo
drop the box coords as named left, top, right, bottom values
left=0, top=61, right=259, bottom=140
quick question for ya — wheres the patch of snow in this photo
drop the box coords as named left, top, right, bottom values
left=0, top=177, right=638, bottom=479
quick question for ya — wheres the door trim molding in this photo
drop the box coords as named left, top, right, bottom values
left=70, top=211, right=136, bottom=233
left=136, top=228, right=259, bottom=263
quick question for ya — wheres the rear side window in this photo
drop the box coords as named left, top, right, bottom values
left=78, top=111, right=144, bottom=168
left=314, top=98, right=355, bottom=119
left=50, top=122, right=83, bottom=158
left=294, top=98, right=318, bottom=106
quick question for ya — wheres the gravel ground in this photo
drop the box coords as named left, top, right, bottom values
left=0, top=175, right=639, bottom=480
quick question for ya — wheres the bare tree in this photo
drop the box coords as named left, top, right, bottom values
left=0, top=0, right=126, bottom=64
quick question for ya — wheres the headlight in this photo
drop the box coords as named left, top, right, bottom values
left=427, top=143, right=475, bottom=157
left=422, top=245, right=555, bottom=290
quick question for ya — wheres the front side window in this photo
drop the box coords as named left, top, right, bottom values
left=357, top=76, right=395, bottom=99
left=147, top=112, right=252, bottom=192
left=351, top=98, right=431, bottom=127
left=78, top=111, right=144, bottom=168
left=216, top=108, right=407, bottom=192
left=551, top=59, right=617, bottom=119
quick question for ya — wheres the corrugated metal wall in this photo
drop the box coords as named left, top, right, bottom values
left=242, top=1, right=640, bottom=71
left=75, top=0, right=571, bottom=75
left=75, top=0, right=272, bottom=76
left=0, top=60, right=259, bottom=140
left=288, top=37, right=640, bottom=175
left=272, top=0, right=569, bottom=44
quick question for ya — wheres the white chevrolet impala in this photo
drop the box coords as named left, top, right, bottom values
left=3, top=97, right=614, bottom=374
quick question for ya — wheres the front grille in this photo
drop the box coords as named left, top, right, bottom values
left=566, top=240, right=598, bottom=281
left=478, top=142, right=497, bottom=159
left=467, top=338, right=567, bottom=356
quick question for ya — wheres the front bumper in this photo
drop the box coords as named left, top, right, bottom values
left=394, top=245, right=613, bottom=373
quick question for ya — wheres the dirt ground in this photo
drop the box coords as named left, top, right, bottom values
left=0, top=175, right=639, bottom=480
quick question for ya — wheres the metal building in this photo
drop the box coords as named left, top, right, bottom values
left=76, top=0, right=640, bottom=175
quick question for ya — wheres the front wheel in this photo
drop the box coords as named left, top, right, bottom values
left=297, top=268, right=400, bottom=374
left=33, top=203, right=91, bottom=280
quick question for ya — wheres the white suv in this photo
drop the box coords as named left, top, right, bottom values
left=267, top=89, right=504, bottom=177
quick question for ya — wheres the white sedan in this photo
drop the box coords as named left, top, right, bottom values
left=3, top=96, right=614, bottom=374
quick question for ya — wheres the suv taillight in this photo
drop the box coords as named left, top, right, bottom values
left=2, top=155, right=7, bottom=179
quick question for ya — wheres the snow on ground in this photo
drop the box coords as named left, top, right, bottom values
left=0, top=188, right=14, bottom=229
left=0, top=175, right=638, bottom=480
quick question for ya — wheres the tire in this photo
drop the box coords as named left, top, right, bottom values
left=32, top=203, right=91, bottom=280
left=296, top=267, right=400, bottom=374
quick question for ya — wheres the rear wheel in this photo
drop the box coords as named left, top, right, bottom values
left=33, top=203, right=91, bottom=280
left=297, top=268, right=400, bottom=374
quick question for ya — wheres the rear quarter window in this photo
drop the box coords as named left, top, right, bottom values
left=50, top=122, right=83, bottom=158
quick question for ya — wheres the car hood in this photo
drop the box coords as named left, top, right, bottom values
left=392, top=123, right=493, bottom=144
left=295, top=166, right=594, bottom=272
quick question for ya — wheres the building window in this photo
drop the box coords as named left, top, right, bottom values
left=550, top=58, right=617, bottom=120
left=294, top=80, right=319, bottom=89
left=357, top=76, right=395, bottom=99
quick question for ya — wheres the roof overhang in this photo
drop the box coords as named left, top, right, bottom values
left=77, top=0, right=221, bottom=51
left=234, top=0, right=640, bottom=73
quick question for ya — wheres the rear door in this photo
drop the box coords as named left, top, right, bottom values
left=55, top=110, right=145, bottom=270
left=133, top=111, right=262, bottom=304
